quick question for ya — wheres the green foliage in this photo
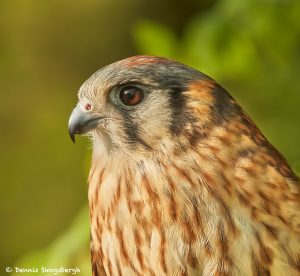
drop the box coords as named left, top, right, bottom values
left=12, top=207, right=91, bottom=275
left=133, top=20, right=178, bottom=57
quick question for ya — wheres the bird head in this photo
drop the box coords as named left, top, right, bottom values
left=68, top=55, right=237, bottom=160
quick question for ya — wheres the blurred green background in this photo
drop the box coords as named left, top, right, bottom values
left=0, top=0, right=299, bottom=274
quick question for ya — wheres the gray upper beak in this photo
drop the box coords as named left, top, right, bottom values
left=68, top=105, right=102, bottom=143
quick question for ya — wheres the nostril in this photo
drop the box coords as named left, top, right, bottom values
left=85, top=103, right=92, bottom=111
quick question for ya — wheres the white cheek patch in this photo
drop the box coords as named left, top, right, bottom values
left=92, top=131, right=112, bottom=160
left=134, top=91, right=173, bottom=145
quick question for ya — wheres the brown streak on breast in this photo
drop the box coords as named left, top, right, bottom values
left=207, top=144, right=221, bottom=155
left=149, top=268, right=156, bottom=276
left=192, top=148, right=214, bottom=163
left=90, top=203, right=94, bottom=220
left=182, top=215, right=196, bottom=243
left=251, top=207, right=259, bottom=221
left=132, top=200, right=145, bottom=211
left=258, top=190, right=273, bottom=215
left=277, top=214, right=290, bottom=227
left=116, top=259, right=122, bottom=276
left=262, top=223, right=278, bottom=240
left=187, top=249, right=198, bottom=268
left=141, top=174, right=159, bottom=203
left=220, top=172, right=233, bottom=197
left=173, top=163, right=197, bottom=188
left=97, top=169, right=105, bottom=189
left=235, top=189, right=252, bottom=208
left=251, top=250, right=271, bottom=276
left=215, top=271, right=227, bottom=276
left=217, top=222, right=232, bottom=274
left=160, top=232, right=168, bottom=274
left=214, top=194, right=238, bottom=237
left=116, top=227, right=129, bottom=264
left=91, top=246, right=107, bottom=276
left=218, top=134, right=232, bottom=146
left=161, top=164, right=176, bottom=192
left=168, top=192, right=178, bottom=221
left=107, top=177, right=122, bottom=219
left=163, top=173, right=178, bottom=220
left=241, top=164, right=258, bottom=178
left=94, top=217, right=102, bottom=244
left=223, top=202, right=238, bottom=237
left=107, top=259, right=113, bottom=276
left=280, top=242, right=300, bottom=271
left=202, top=171, right=214, bottom=185
left=217, top=156, right=228, bottom=170
left=234, top=175, right=246, bottom=186
left=97, top=218, right=102, bottom=234
left=254, top=230, right=273, bottom=266
left=125, top=175, right=133, bottom=213
left=140, top=218, right=151, bottom=240
left=152, top=205, right=162, bottom=229
left=180, top=270, right=188, bottom=276
left=141, top=174, right=162, bottom=229
left=204, top=239, right=213, bottom=256
left=191, top=197, right=204, bottom=234
left=134, top=230, right=145, bottom=271
left=200, top=171, right=238, bottom=237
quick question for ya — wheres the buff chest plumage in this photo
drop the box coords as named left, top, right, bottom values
left=69, top=56, right=300, bottom=276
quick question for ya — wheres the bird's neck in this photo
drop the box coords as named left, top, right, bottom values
left=88, top=122, right=300, bottom=275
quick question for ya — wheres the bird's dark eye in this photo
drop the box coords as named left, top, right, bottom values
left=119, top=86, right=144, bottom=106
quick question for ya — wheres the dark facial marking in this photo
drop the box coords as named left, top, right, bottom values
left=212, top=84, right=241, bottom=124
left=118, top=108, right=151, bottom=150
left=168, top=85, right=189, bottom=135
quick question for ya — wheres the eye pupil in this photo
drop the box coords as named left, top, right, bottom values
left=119, top=87, right=144, bottom=106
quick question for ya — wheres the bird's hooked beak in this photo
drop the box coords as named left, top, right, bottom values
left=68, top=105, right=102, bottom=143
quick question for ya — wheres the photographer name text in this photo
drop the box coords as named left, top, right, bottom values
left=5, top=266, right=80, bottom=275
